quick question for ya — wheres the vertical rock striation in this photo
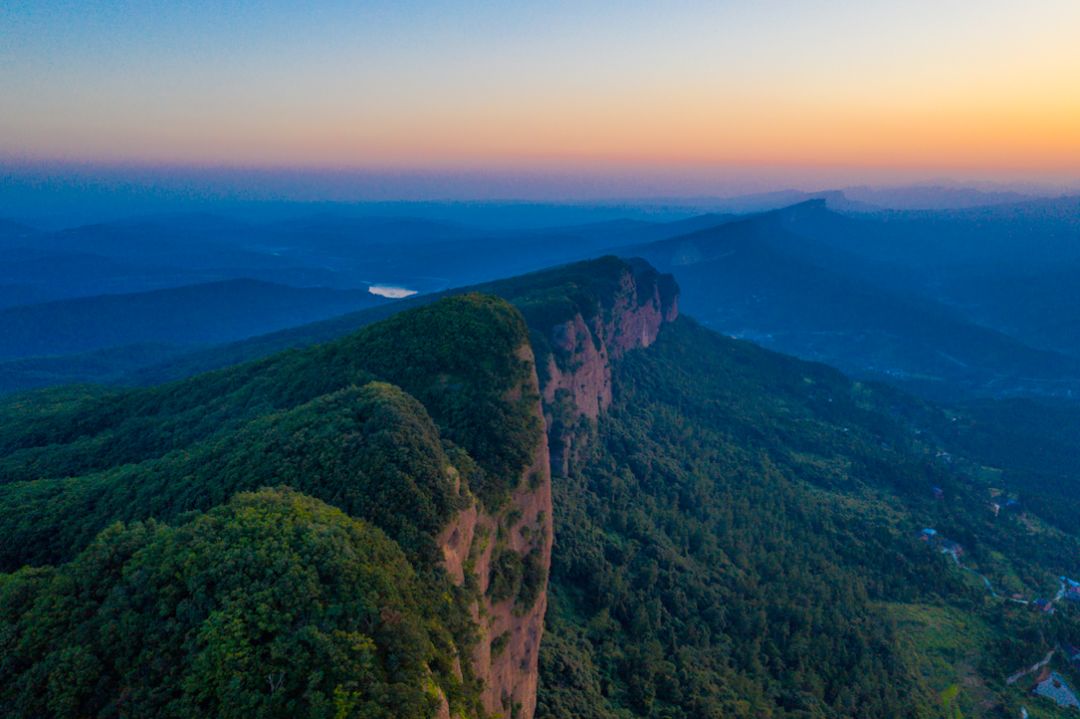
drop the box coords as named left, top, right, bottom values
left=541, top=260, right=679, bottom=476
left=438, top=258, right=679, bottom=718
left=437, top=340, right=552, bottom=719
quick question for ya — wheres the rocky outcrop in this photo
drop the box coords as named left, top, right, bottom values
left=542, top=261, right=679, bottom=475
left=438, top=341, right=553, bottom=719
left=437, top=259, right=678, bottom=719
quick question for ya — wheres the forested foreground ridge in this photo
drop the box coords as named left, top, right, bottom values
left=0, top=257, right=672, bottom=719
left=4, top=257, right=1080, bottom=718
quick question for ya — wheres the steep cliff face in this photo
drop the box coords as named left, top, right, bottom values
left=542, top=261, right=679, bottom=476
left=438, top=341, right=553, bottom=719
left=437, top=260, right=678, bottom=719
left=429, top=260, right=673, bottom=712
left=0, top=260, right=678, bottom=719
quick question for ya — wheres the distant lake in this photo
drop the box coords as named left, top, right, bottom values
left=368, top=285, right=418, bottom=299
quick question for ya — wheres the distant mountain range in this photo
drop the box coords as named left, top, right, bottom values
left=841, top=184, right=1036, bottom=210
left=628, top=200, right=1080, bottom=400
left=0, top=211, right=717, bottom=309
left=0, top=211, right=715, bottom=391
left=0, top=279, right=385, bottom=362
left=2, top=191, right=1080, bottom=403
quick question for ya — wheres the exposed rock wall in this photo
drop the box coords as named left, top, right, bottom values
left=437, top=261, right=678, bottom=719
left=438, top=341, right=552, bottom=719
left=542, top=263, right=679, bottom=476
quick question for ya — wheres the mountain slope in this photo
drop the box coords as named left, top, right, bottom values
left=0, top=257, right=677, bottom=719
left=935, top=265, right=1080, bottom=359
left=4, top=257, right=1080, bottom=718
left=538, top=316, right=1080, bottom=718
left=0, top=343, right=193, bottom=396
left=631, top=202, right=1080, bottom=400
left=0, top=279, right=387, bottom=361
left=0, top=291, right=545, bottom=719
left=89, top=257, right=673, bottom=387
left=0, top=209, right=711, bottom=312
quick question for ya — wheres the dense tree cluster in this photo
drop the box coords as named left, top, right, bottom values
left=0, top=293, right=550, bottom=718
left=538, top=318, right=1080, bottom=718
left=1, top=489, right=441, bottom=718
left=0, top=382, right=467, bottom=569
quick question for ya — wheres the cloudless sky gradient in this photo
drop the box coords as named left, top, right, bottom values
left=2, top=1, right=1079, bottom=195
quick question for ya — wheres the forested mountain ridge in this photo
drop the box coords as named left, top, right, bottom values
left=4, top=257, right=1080, bottom=717
left=0, top=289, right=550, bottom=718
left=0, top=257, right=678, bottom=719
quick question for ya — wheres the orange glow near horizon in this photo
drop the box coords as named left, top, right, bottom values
left=18, top=94, right=1078, bottom=174
left=3, top=1, right=1079, bottom=186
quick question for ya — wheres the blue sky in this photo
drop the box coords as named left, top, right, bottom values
left=2, top=1, right=1079, bottom=197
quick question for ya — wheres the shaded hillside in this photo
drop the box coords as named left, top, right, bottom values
left=0, top=220, right=38, bottom=242
left=0, top=210, right=710, bottom=309
left=0, top=343, right=193, bottom=396
left=0, top=248, right=208, bottom=308
left=631, top=202, right=1080, bottom=401
left=936, top=265, right=1080, bottom=359
left=0, top=256, right=677, bottom=395
left=0, top=279, right=387, bottom=361
left=0, top=211, right=719, bottom=392
left=764, top=196, right=1080, bottom=273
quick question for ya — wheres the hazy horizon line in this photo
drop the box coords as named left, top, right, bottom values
left=4, top=155, right=1079, bottom=204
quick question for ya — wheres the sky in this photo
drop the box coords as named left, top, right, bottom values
left=2, top=1, right=1080, bottom=198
